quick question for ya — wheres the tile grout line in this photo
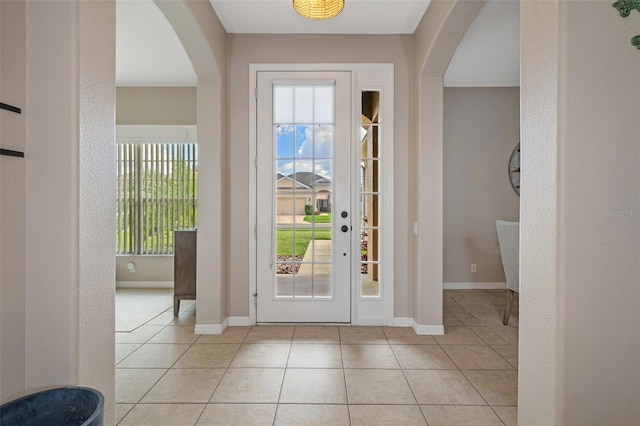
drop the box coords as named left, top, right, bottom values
left=337, top=328, right=353, bottom=425
left=384, top=328, right=429, bottom=425
left=117, top=307, right=204, bottom=425
left=434, top=322, right=496, bottom=413
left=191, top=326, right=252, bottom=426
left=448, top=290, right=516, bottom=425
left=272, top=328, right=295, bottom=425
left=435, top=304, right=514, bottom=425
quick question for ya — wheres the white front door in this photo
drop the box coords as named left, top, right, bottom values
left=256, top=71, right=352, bottom=323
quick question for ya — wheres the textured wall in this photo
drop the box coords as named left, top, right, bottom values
left=413, top=0, right=485, bottom=328
left=25, top=0, right=81, bottom=392
left=156, top=0, right=228, bottom=327
left=0, top=0, right=27, bottom=403
left=520, top=1, right=640, bottom=424
left=21, top=1, right=116, bottom=423
left=78, top=3, right=117, bottom=424
left=519, top=1, right=560, bottom=422
left=559, top=2, right=640, bottom=424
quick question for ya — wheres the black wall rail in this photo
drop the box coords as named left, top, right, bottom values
left=0, top=102, right=21, bottom=114
left=0, top=149, right=25, bottom=158
left=1, top=102, right=25, bottom=158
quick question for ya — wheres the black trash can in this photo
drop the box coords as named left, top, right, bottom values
left=0, top=386, right=104, bottom=426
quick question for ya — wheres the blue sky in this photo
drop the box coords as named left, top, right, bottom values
left=275, top=124, right=333, bottom=179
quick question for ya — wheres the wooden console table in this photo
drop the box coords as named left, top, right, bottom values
left=174, top=229, right=196, bottom=316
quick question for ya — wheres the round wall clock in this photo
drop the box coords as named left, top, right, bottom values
left=509, top=143, right=520, bottom=196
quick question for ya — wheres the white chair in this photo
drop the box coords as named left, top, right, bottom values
left=496, top=220, right=519, bottom=325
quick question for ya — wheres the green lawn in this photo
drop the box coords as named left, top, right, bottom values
left=277, top=228, right=332, bottom=256
left=303, top=213, right=332, bottom=223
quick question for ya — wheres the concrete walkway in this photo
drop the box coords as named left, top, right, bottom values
left=275, top=215, right=331, bottom=229
left=276, top=215, right=308, bottom=225
left=276, top=240, right=332, bottom=297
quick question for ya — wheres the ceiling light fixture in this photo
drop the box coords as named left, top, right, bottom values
left=293, top=0, right=344, bottom=20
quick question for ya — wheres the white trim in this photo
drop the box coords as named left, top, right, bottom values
left=115, top=281, right=173, bottom=289
left=350, top=66, right=395, bottom=326
left=227, top=316, right=252, bottom=326
left=444, top=282, right=506, bottom=290
left=382, top=68, right=395, bottom=325
left=412, top=320, right=445, bottom=336
left=250, top=63, right=395, bottom=73
left=249, top=66, right=258, bottom=325
left=393, top=317, right=414, bottom=327
left=195, top=318, right=228, bottom=335
left=249, top=63, right=395, bottom=325
left=116, top=125, right=197, bottom=143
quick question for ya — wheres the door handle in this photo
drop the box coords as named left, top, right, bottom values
left=341, top=225, right=349, bottom=233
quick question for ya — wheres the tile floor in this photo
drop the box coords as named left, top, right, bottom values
left=116, top=289, right=518, bottom=425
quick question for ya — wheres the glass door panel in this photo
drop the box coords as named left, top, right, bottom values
left=360, top=91, right=382, bottom=298
left=274, top=88, right=335, bottom=300
left=257, top=71, right=351, bottom=323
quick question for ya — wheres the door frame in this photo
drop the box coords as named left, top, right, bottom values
left=248, top=63, right=395, bottom=325
left=255, top=71, right=352, bottom=323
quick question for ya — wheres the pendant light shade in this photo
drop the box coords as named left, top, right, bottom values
left=293, top=0, right=344, bottom=20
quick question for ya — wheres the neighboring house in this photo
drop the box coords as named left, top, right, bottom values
left=276, top=172, right=332, bottom=215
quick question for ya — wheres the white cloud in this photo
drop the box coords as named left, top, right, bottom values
left=297, top=125, right=333, bottom=159
left=277, top=161, right=294, bottom=175
left=276, top=125, right=333, bottom=179
left=276, top=159, right=332, bottom=180
left=314, top=160, right=331, bottom=178
left=277, top=125, right=294, bottom=135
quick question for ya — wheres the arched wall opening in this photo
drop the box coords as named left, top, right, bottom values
left=413, top=0, right=485, bottom=330
left=154, top=0, right=228, bottom=329
left=413, top=3, right=559, bottom=424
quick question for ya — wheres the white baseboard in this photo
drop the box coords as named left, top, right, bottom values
left=195, top=317, right=252, bottom=334
left=393, top=317, right=414, bottom=327
left=116, top=281, right=173, bottom=289
left=195, top=318, right=228, bottom=335
left=412, top=320, right=445, bottom=335
left=228, top=316, right=252, bottom=326
left=194, top=316, right=445, bottom=335
left=444, top=282, right=506, bottom=290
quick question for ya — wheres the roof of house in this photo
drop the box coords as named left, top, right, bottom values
left=284, top=172, right=331, bottom=187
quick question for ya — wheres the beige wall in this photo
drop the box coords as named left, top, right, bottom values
left=116, top=256, right=173, bottom=285
left=156, top=0, right=229, bottom=327
left=115, top=87, right=196, bottom=284
left=520, top=0, right=640, bottom=424
left=413, top=0, right=485, bottom=329
left=0, top=1, right=116, bottom=422
left=227, top=34, right=415, bottom=317
left=77, top=3, right=116, bottom=421
left=443, top=87, right=520, bottom=284
left=116, top=87, right=196, bottom=125
left=0, top=0, right=27, bottom=403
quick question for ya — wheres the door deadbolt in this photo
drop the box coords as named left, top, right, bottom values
left=341, top=211, right=348, bottom=218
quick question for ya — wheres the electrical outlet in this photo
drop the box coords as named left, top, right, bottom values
left=471, top=263, right=477, bottom=273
